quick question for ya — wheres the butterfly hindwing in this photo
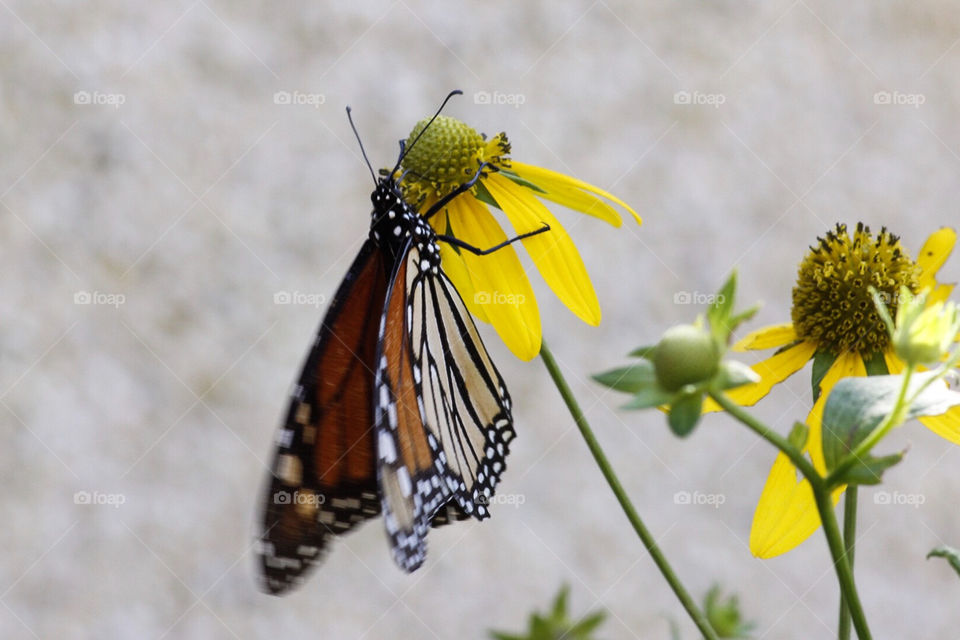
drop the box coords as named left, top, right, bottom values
left=375, top=234, right=515, bottom=572
left=259, top=240, right=387, bottom=594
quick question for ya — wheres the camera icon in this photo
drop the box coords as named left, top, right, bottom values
left=73, top=91, right=91, bottom=105
left=673, top=491, right=691, bottom=505
left=474, top=291, right=491, bottom=304
left=274, top=291, right=291, bottom=304
left=273, top=491, right=291, bottom=504
left=673, top=91, right=691, bottom=105
left=673, top=291, right=692, bottom=304
left=873, top=91, right=891, bottom=105
left=274, top=91, right=292, bottom=105
left=74, top=490, right=91, bottom=504
left=873, top=491, right=891, bottom=505
left=474, top=91, right=491, bottom=105
left=74, top=291, right=92, bottom=304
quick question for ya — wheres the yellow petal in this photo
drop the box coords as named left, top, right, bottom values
left=484, top=172, right=601, bottom=325
left=703, top=340, right=816, bottom=412
left=732, top=323, right=798, bottom=352
left=433, top=208, right=489, bottom=323
left=535, top=185, right=622, bottom=227
left=919, top=408, right=960, bottom=446
left=750, top=390, right=848, bottom=557
left=809, top=351, right=866, bottom=472
left=510, top=161, right=642, bottom=225
left=749, top=354, right=864, bottom=557
left=928, top=283, right=955, bottom=305
left=446, top=195, right=541, bottom=361
left=917, top=227, right=957, bottom=291
left=750, top=450, right=822, bottom=558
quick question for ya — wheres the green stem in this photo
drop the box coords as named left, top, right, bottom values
left=816, top=489, right=872, bottom=640
left=838, top=487, right=858, bottom=640
left=539, top=340, right=719, bottom=640
left=709, top=390, right=872, bottom=640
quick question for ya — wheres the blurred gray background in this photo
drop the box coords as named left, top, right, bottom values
left=3, top=1, right=960, bottom=638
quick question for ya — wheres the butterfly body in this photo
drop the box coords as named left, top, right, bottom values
left=259, top=170, right=515, bottom=593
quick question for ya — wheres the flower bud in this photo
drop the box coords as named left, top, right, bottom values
left=654, top=324, right=720, bottom=391
left=892, top=293, right=960, bottom=366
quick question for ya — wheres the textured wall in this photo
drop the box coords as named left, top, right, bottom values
left=3, top=1, right=960, bottom=638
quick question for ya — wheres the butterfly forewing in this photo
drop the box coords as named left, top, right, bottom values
left=260, top=240, right=387, bottom=594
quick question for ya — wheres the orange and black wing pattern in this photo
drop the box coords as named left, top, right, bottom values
left=259, top=239, right=388, bottom=594
left=375, top=236, right=515, bottom=572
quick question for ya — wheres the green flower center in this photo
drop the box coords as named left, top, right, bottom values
left=399, top=115, right=510, bottom=205
left=791, top=223, right=920, bottom=355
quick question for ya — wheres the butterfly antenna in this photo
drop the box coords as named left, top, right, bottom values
left=392, top=89, right=463, bottom=174
left=346, top=106, right=377, bottom=185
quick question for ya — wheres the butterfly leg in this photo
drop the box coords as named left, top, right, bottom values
left=421, top=162, right=498, bottom=220
left=436, top=223, right=551, bottom=256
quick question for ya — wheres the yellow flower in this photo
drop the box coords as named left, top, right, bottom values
left=398, top=115, right=641, bottom=361
left=707, top=223, right=958, bottom=558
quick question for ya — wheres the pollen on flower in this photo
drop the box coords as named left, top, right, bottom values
left=791, top=222, right=920, bottom=355
left=399, top=115, right=511, bottom=205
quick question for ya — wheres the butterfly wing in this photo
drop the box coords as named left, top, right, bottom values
left=375, top=238, right=515, bottom=572
left=259, top=239, right=388, bottom=594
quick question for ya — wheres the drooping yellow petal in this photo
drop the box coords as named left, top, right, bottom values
left=433, top=208, right=489, bottom=324
left=917, top=227, right=957, bottom=291
left=534, top=184, right=623, bottom=227
left=732, top=323, right=798, bottom=351
left=484, top=172, right=601, bottom=325
left=750, top=450, right=821, bottom=558
left=749, top=353, right=862, bottom=557
left=510, top=161, right=642, bottom=225
left=928, top=283, right=955, bottom=305
left=446, top=195, right=541, bottom=361
left=703, top=340, right=816, bottom=412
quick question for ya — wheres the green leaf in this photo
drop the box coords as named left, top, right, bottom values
left=621, top=387, right=675, bottom=410
left=811, top=349, right=839, bottom=403
left=787, top=421, right=809, bottom=451
left=592, top=362, right=656, bottom=393
left=927, top=545, right=960, bottom=580
left=714, top=360, right=761, bottom=391
left=863, top=351, right=889, bottom=377
left=628, top=344, right=657, bottom=359
left=822, top=371, right=960, bottom=473
left=706, top=272, right=737, bottom=342
left=474, top=179, right=501, bottom=209
left=833, top=451, right=905, bottom=486
left=498, top=169, right=548, bottom=194
left=703, top=584, right=757, bottom=639
left=569, top=611, right=606, bottom=635
left=488, top=585, right=607, bottom=640
left=668, top=393, right=703, bottom=437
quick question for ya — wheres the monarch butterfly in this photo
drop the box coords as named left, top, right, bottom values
left=258, top=91, right=548, bottom=593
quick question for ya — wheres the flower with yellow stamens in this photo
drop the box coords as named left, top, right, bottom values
left=398, top=115, right=641, bottom=361
left=706, top=223, right=958, bottom=558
